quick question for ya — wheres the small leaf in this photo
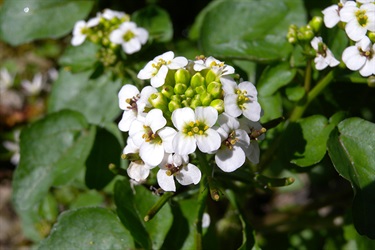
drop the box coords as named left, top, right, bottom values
left=259, top=93, right=283, bottom=123
left=328, top=118, right=375, bottom=239
left=0, top=0, right=94, bottom=45
left=38, top=207, right=134, bottom=249
left=285, top=84, right=306, bottom=102
left=12, top=110, right=95, bottom=240
left=59, top=42, right=100, bottom=72
left=258, top=62, right=296, bottom=97
left=48, top=69, right=122, bottom=125
left=132, top=5, right=173, bottom=43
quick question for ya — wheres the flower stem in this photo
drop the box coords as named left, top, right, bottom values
left=304, top=59, right=312, bottom=92
left=195, top=175, right=208, bottom=250
left=144, top=192, right=174, bottom=222
left=289, top=70, right=335, bottom=121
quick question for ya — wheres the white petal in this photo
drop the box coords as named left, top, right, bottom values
left=342, top=46, right=366, bottom=70
left=136, top=28, right=149, bottom=44
left=118, top=84, right=139, bottom=110
left=222, top=65, right=235, bottom=75
left=176, top=163, right=201, bottom=185
left=109, top=29, right=124, bottom=44
left=140, top=143, right=164, bottom=166
left=195, top=106, right=218, bottom=127
left=123, top=39, right=141, bottom=54
left=159, top=51, right=175, bottom=61
left=173, top=132, right=196, bottom=155
left=71, top=34, right=86, bottom=46
left=137, top=61, right=155, bottom=80
left=123, top=137, right=139, bottom=154
left=340, top=3, right=357, bottom=22
left=129, top=119, right=146, bottom=147
left=215, top=146, right=246, bottom=172
left=314, top=55, right=329, bottom=70
left=169, top=56, right=188, bottom=69
left=236, top=129, right=250, bottom=148
left=118, top=110, right=137, bottom=132
left=145, top=109, right=166, bottom=132
left=242, top=101, right=261, bottom=122
left=310, top=36, right=322, bottom=51
left=238, top=81, right=258, bottom=99
left=246, top=141, right=260, bottom=164
left=193, top=60, right=206, bottom=71
left=127, top=162, right=150, bottom=182
left=172, top=107, right=195, bottom=131
left=220, top=76, right=237, bottom=95
left=322, top=5, right=340, bottom=28
left=159, top=127, right=177, bottom=153
left=224, top=94, right=242, bottom=117
left=150, top=65, right=168, bottom=88
left=345, top=20, right=367, bottom=41
left=359, top=58, right=375, bottom=77
left=196, top=129, right=221, bottom=153
left=157, top=169, right=176, bottom=192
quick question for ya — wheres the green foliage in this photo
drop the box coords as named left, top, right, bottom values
left=0, top=0, right=94, bottom=45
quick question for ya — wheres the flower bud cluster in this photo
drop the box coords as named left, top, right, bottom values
left=71, top=9, right=148, bottom=66
left=117, top=51, right=264, bottom=192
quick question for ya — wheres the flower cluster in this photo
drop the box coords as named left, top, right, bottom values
left=322, top=0, right=375, bottom=76
left=71, top=9, right=148, bottom=65
left=118, top=51, right=264, bottom=192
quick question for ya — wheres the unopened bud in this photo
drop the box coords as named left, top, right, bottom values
left=185, top=87, right=195, bottom=98
left=174, top=83, right=187, bottom=95
left=200, top=92, right=213, bottom=106
left=205, top=69, right=217, bottom=84
left=161, top=85, right=174, bottom=99
left=168, top=100, right=181, bottom=112
left=210, top=99, right=224, bottom=113
left=149, top=93, right=168, bottom=110
left=309, top=16, right=323, bottom=33
left=368, top=32, right=375, bottom=43
left=175, top=68, right=191, bottom=85
left=195, top=85, right=206, bottom=95
left=190, top=98, right=202, bottom=109
left=191, top=73, right=205, bottom=88
left=207, top=81, right=222, bottom=98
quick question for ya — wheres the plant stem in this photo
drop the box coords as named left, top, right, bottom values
left=304, top=59, right=312, bottom=92
left=289, top=70, right=335, bottom=121
left=195, top=175, right=208, bottom=250
left=144, top=192, right=174, bottom=222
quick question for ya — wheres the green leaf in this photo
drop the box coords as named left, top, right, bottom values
left=12, top=110, right=95, bottom=240
left=327, top=118, right=375, bottom=239
left=284, top=113, right=345, bottom=167
left=114, top=180, right=152, bottom=250
left=343, top=224, right=375, bottom=250
left=258, top=62, right=296, bottom=97
left=0, top=0, right=94, bottom=45
left=85, top=124, right=123, bottom=190
left=199, top=0, right=306, bottom=62
left=59, top=42, right=100, bottom=72
left=285, top=84, right=306, bottom=102
left=48, top=69, right=122, bottom=125
left=259, top=93, right=283, bottom=123
left=38, top=207, right=134, bottom=249
left=132, top=5, right=173, bottom=43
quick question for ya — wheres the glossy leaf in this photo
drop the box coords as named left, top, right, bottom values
left=199, top=0, right=306, bottom=62
left=85, top=124, right=123, bottom=190
left=259, top=93, right=283, bottom=123
left=0, top=0, right=94, bottom=45
left=38, top=207, right=133, bottom=249
left=48, top=69, right=122, bottom=125
left=328, top=118, right=375, bottom=239
left=12, top=110, right=95, bottom=240
left=258, top=62, right=297, bottom=97
left=58, top=42, right=100, bottom=72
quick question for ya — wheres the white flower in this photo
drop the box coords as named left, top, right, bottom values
left=194, top=56, right=235, bottom=76
left=137, top=51, right=188, bottom=88
left=239, top=119, right=264, bottom=164
left=357, top=0, right=375, bottom=4
left=3, top=130, right=20, bottom=165
left=71, top=19, right=99, bottom=46
left=322, top=0, right=347, bottom=28
left=172, top=107, right=221, bottom=155
left=221, top=77, right=261, bottom=122
left=310, top=37, right=340, bottom=70
left=129, top=109, right=176, bottom=166
left=157, top=153, right=201, bottom=192
left=214, top=113, right=250, bottom=172
left=123, top=138, right=154, bottom=182
left=340, top=2, right=375, bottom=41
left=102, top=9, right=126, bottom=20
left=342, top=36, right=375, bottom=77
left=21, top=73, right=45, bottom=96
left=0, top=68, right=14, bottom=92
left=118, top=84, right=140, bottom=132
left=109, top=21, right=148, bottom=54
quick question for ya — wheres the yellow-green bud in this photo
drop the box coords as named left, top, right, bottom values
left=149, top=93, right=168, bottom=110
left=168, top=100, right=181, bottom=112
left=185, top=87, right=195, bottom=98
left=161, top=85, right=174, bottom=99
left=207, top=81, right=222, bottom=98
left=205, top=69, right=217, bottom=84
left=200, top=92, right=213, bottom=106
left=210, top=99, right=224, bottom=113
left=181, top=99, right=190, bottom=107
left=368, top=76, right=375, bottom=88
left=309, top=16, right=323, bottom=33
left=170, top=95, right=181, bottom=102
left=174, top=83, right=187, bottom=95
left=195, top=86, right=206, bottom=95
left=175, top=68, right=191, bottom=85
left=190, top=98, right=202, bottom=109
left=191, top=73, right=205, bottom=88
left=369, top=32, right=375, bottom=43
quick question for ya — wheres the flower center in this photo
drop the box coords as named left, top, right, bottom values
left=236, top=89, right=250, bottom=110
left=224, top=131, right=239, bottom=150
left=125, top=95, right=139, bottom=110
left=183, top=120, right=209, bottom=136
left=123, top=30, right=135, bottom=41
left=210, top=61, right=225, bottom=68
left=165, top=163, right=182, bottom=176
left=358, top=46, right=374, bottom=59
left=142, top=125, right=162, bottom=144
left=355, top=9, right=368, bottom=27
left=152, top=58, right=171, bottom=71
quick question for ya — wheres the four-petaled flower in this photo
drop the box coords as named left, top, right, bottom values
left=109, top=21, right=148, bottom=54
left=194, top=56, right=235, bottom=77
left=137, top=51, right=188, bottom=88
left=71, top=18, right=99, bottom=46
left=322, top=0, right=347, bottom=28
left=310, top=36, right=340, bottom=70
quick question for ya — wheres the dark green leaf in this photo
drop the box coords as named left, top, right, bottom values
left=259, top=93, right=283, bottom=123
left=48, top=69, right=122, bottom=125
left=85, top=124, right=123, bottom=190
left=285, top=84, right=306, bottom=102
left=59, top=42, right=100, bottom=72
left=114, top=180, right=152, bottom=250
left=0, top=0, right=94, bottom=45
left=258, top=62, right=296, bottom=97
left=12, top=110, right=95, bottom=240
left=38, top=207, right=133, bottom=249
left=328, top=118, right=375, bottom=239
left=132, top=5, right=173, bottom=43
left=199, top=0, right=306, bottom=62
left=343, top=224, right=375, bottom=249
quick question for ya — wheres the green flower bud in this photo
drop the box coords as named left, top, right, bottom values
left=174, top=83, right=187, bottom=95
left=207, top=81, right=222, bottom=98
left=175, top=68, right=191, bottom=85
left=205, top=69, right=217, bottom=84
left=195, top=85, right=206, bottom=95
left=309, top=16, right=323, bottom=33
left=161, top=85, right=174, bottom=99
left=369, top=32, right=375, bottom=43
left=168, top=100, right=181, bottom=112
left=200, top=92, right=213, bottom=106
left=181, top=99, right=190, bottom=107
left=170, top=95, right=181, bottom=102
left=185, top=87, right=195, bottom=98
left=210, top=99, right=224, bottom=113
left=165, top=70, right=176, bottom=86
left=190, top=98, right=202, bottom=109
left=191, top=73, right=205, bottom=88
left=149, top=93, right=168, bottom=110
